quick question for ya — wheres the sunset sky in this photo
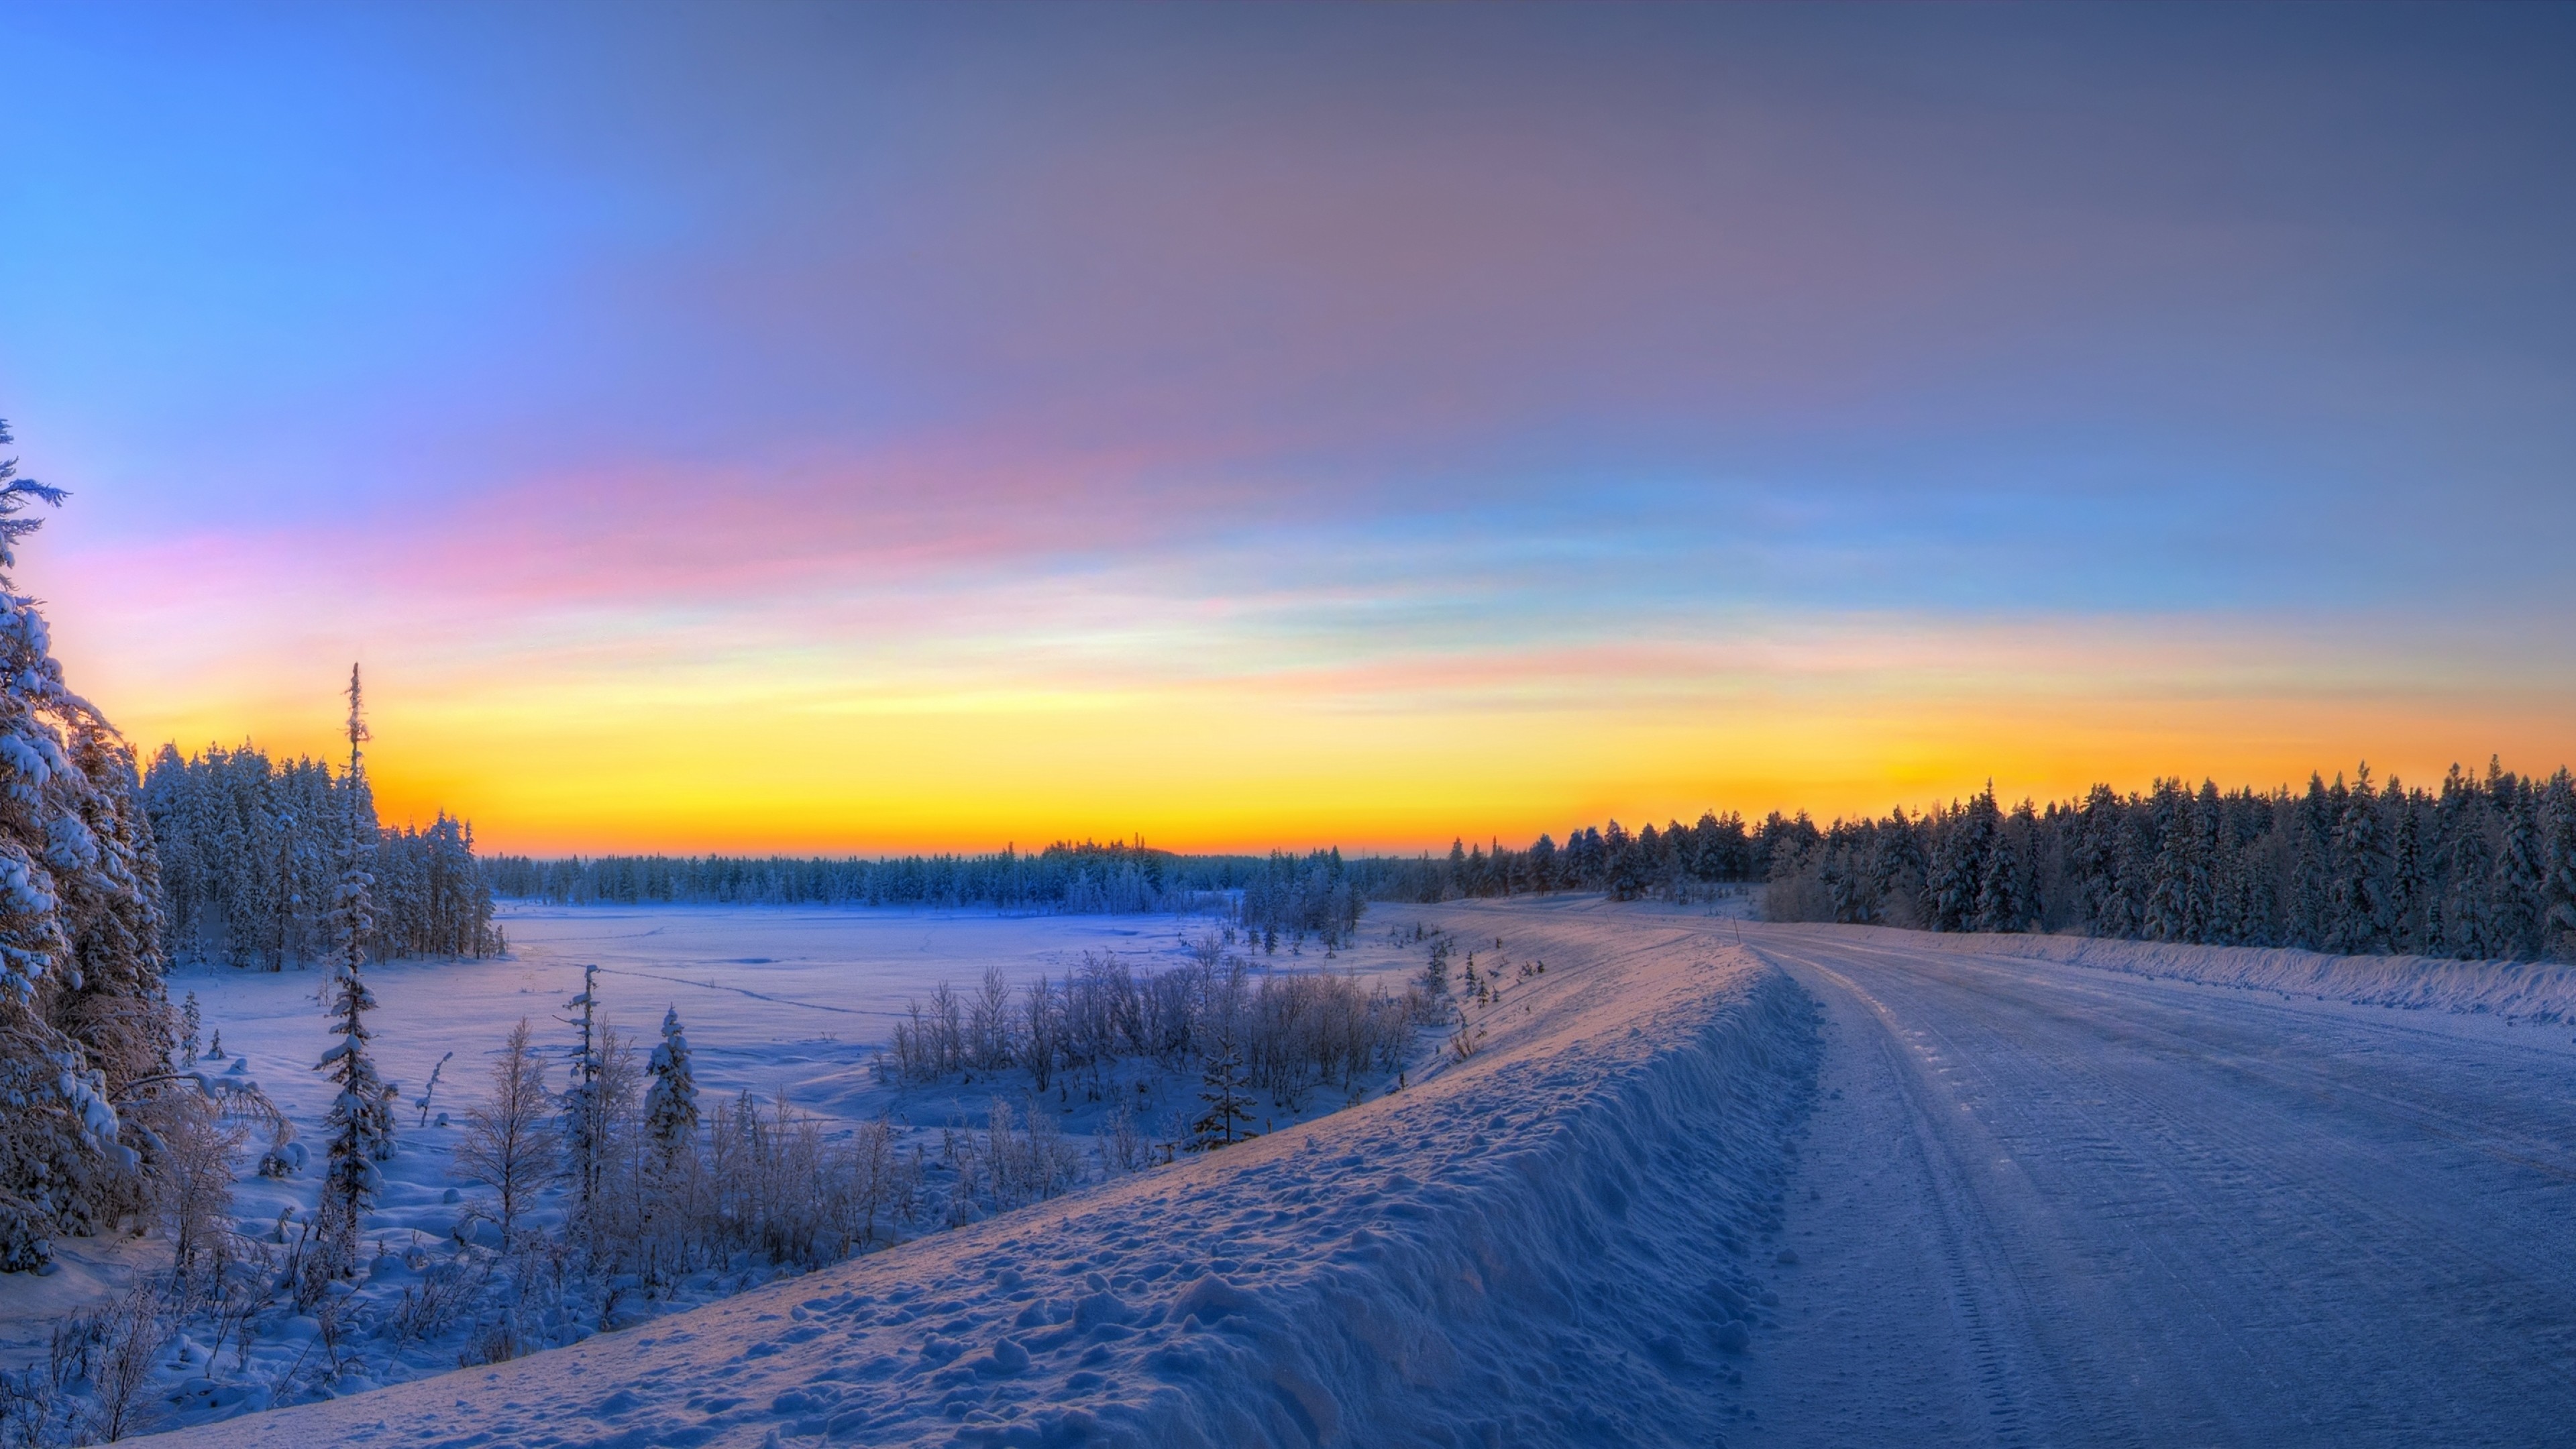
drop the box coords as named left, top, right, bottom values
left=3, top=3, right=2572, bottom=854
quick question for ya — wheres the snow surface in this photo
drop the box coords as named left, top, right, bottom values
left=10, top=906, right=1430, bottom=1402
left=112, top=904, right=2576, bottom=1445
left=146, top=897, right=1820, bottom=1446
left=1803, top=920, right=2576, bottom=1020
left=1735, top=922, right=2576, bottom=1446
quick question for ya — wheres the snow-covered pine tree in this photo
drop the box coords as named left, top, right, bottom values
left=2070, top=786, right=2121, bottom=934
left=1927, top=793, right=1996, bottom=932
left=2443, top=816, right=2494, bottom=961
left=2489, top=782, right=2546, bottom=961
left=2544, top=773, right=2576, bottom=957
left=560, top=963, right=606, bottom=1228
left=643, top=1004, right=698, bottom=1165
left=2207, top=826, right=2248, bottom=946
left=2284, top=774, right=2334, bottom=950
left=1974, top=807, right=2035, bottom=934
left=2328, top=765, right=2392, bottom=955
left=2388, top=788, right=2428, bottom=954
left=2142, top=786, right=2192, bottom=943
left=2184, top=782, right=2224, bottom=942
left=0, top=423, right=173, bottom=1271
left=317, top=665, right=394, bottom=1269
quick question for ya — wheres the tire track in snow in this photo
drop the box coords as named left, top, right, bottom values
left=1755, top=941, right=2094, bottom=1449
left=588, top=964, right=900, bottom=1019
left=1746, top=924, right=2576, bottom=1448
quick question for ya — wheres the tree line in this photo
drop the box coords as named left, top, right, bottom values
left=1347, top=812, right=1785, bottom=905
left=1759, top=761, right=2576, bottom=960
left=142, top=743, right=505, bottom=967
left=484, top=840, right=1254, bottom=914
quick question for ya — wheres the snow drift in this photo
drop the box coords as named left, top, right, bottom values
left=1774, top=922, right=2576, bottom=1020
left=152, top=904, right=1819, bottom=1448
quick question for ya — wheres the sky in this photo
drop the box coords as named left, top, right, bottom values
left=2, top=3, right=2573, bottom=855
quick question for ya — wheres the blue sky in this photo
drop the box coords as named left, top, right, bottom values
left=2, top=3, right=2571, bottom=849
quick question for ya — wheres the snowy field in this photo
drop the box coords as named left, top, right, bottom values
left=136, top=900, right=2576, bottom=1448
left=3, top=904, right=1438, bottom=1419
left=150, top=896, right=1819, bottom=1446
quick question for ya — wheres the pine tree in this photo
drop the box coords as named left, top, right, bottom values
left=1191, top=1030, right=1255, bottom=1150
left=2388, top=790, right=2428, bottom=953
left=2288, top=775, right=2335, bottom=950
left=317, top=665, right=394, bottom=1269
left=2544, top=773, right=2576, bottom=957
left=2444, top=820, right=2494, bottom=960
left=2071, top=785, right=2121, bottom=934
left=560, top=963, right=606, bottom=1228
left=1929, top=792, right=1996, bottom=932
left=2143, top=784, right=2192, bottom=943
left=2490, top=783, right=2546, bottom=960
left=1974, top=809, right=2034, bottom=934
left=2328, top=765, right=2392, bottom=955
left=0, top=425, right=172, bottom=1271
left=643, top=1004, right=698, bottom=1165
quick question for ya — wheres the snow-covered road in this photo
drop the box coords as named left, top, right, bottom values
left=1742, top=924, right=2576, bottom=1448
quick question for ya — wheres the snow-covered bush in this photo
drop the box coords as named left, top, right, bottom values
left=891, top=948, right=1432, bottom=1114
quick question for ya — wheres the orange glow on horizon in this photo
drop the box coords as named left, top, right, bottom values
left=105, top=643, right=2576, bottom=859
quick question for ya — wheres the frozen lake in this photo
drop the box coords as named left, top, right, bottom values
left=175, top=902, right=1424, bottom=1139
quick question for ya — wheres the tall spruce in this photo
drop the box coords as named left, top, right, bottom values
left=2143, top=782, right=2192, bottom=943
left=561, top=963, right=606, bottom=1228
left=2491, top=781, right=2546, bottom=960
left=2328, top=766, right=2392, bottom=955
left=643, top=1004, right=699, bottom=1165
left=317, top=665, right=395, bottom=1267
left=2545, top=773, right=2576, bottom=954
left=2387, top=790, right=2428, bottom=953
left=0, top=422, right=171, bottom=1271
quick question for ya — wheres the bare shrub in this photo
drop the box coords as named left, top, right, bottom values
left=453, top=1018, right=555, bottom=1240
left=74, top=1283, right=169, bottom=1442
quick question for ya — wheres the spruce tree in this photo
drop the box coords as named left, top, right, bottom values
left=1974, top=810, right=2033, bottom=934
left=2444, top=820, right=2494, bottom=960
left=317, top=665, right=394, bottom=1268
left=2328, top=765, right=2392, bottom=955
left=560, top=963, right=607, bottom=1230
left=2490, top=784, right=2546, bottom=960
left=643, top=1004, right=699, bottom=1165
left=2544, top=773, right=2576, bottom=955
left=2143, top=791, right=2191, bottom=943
left=0, top=425, right=171, bottom=1271
left=1191, top=1030, right=1255, bottom=1150
left=2388, top=790, right=2428, bottom=953
left=2308, top=768, right=2349, bottom=949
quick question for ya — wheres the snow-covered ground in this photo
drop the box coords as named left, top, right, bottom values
left=1806, top=920, right=2576, bottom=1020
left=1739, top=922, right=2576, bottom=1446
left=146, top=896, right=1821, bottom=1446
left=3, top=905, right=1434, bottom=1415
left=88, top=904, right=2576, bottom=1445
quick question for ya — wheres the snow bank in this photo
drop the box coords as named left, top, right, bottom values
left=1794, top=923, right=2576, bottom=1021
left=150, top=905, right=1818, bottom=1448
